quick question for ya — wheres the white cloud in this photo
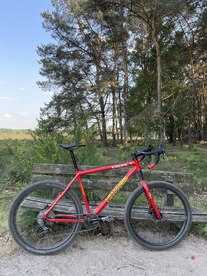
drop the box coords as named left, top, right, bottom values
left=0, top=112, right=37, bottom=129
left=0, top=114, right=17, bottom=124
left=0, top=114, right=16, bottom=122
left=0, top=96, right=15, bottom=101
left=4, top=113, right=12, bottom=118
left=19, top=112, right=28, bottom=116
left=18, top=87, right=25, bottom=91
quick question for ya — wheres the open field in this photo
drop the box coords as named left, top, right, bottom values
left=0, top=133, right=32, bottom=140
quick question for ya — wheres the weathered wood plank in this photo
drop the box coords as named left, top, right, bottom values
left=31, top=174, right=141, bottom=192
left=32, top=173, right=193, bottom=195
left=32, top=163, right=194, bottom=185
left=21, top=196, right=207, bottom=223
left=21, top=196, right=75, bottom=213
left=32, top=163, right=194, bottom=194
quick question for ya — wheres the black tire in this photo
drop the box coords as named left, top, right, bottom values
left=124, top=181, right=192, bottom=250
left=9, top=180, right=83, bottom=255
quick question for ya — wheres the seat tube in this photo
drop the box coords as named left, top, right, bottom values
left=77, top=174, right=90, bottom=214
left=69, top=150, right=78, bottom=170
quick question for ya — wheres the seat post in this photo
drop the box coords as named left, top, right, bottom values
left=69, top=150, right=78, bottom=170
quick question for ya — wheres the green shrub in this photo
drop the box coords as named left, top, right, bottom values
left=9, top=142, right=34, bottom=184
left=31, top=130, right=70, bottom=163
left=8, top=128, right=108, bottom=185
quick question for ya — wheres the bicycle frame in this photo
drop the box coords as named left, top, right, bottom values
left=43, top=158, right=161, bottom=223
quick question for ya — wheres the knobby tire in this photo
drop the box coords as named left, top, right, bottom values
left=124, top=181, right=192, bottom=250
left=8, top=181, right=83, bottom=255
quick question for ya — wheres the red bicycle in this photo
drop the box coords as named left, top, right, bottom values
left=9, top=144, right=192, bottom=255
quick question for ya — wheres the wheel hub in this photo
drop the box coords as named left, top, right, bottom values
left=37, top=210, right=55, bottom=229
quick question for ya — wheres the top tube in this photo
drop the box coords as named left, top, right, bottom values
left=77, top=160, right=139, bottom=176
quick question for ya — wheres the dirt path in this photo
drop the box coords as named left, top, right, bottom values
left=196, top=144, right=207, bottom=153
left=0, top=234, right=207, bottom=276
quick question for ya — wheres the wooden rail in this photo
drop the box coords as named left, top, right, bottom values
left=21, top=196, right=206, bottom=223
left=30, top=163, right=207, bottom=223
left=32, top=163, right=195, bottom=194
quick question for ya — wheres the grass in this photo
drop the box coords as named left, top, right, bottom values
left=0, top=192, right=16, bottom=236
left=100, top=144, right=207, bottom=193
left=159, top=144, right=207, bottom=197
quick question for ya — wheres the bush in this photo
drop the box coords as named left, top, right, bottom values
left=9, top=140, right=34, bottom=184
left=31, top=130, right=70, bottom=164
left=8, top=129, right=107, bottom=185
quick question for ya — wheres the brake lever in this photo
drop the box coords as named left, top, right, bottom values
left=147, top=144, right=165, bottom=169
left=143, top=144, right=153, bottom=152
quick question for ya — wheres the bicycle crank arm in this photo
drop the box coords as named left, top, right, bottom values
left=91, top=216, right=114, bottom=223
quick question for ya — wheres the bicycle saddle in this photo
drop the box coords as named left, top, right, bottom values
left=59, top=144, right=86, bottom=151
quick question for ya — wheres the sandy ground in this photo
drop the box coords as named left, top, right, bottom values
left=0, top=232, right=207, bottom=276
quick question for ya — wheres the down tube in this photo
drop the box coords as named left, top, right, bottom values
left=94, top=167, right=137, bottom=215
left=43, top=174, right=78, bottom=218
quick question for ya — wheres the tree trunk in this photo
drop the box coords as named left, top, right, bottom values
left=188, top=54, right=196, bottom=148
left=122, top=42, right=129, bottom=146
left=96, top=64, right=108, bottom=147
left=118, top=90, right=123, bottom=144
left=112, top=88, right=117, bottom=147
left=99, top=95, right=108, bottom=147
left=151, top=20, right=164, bottom=142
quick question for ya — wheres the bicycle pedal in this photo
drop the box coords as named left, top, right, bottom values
left=101, top=216, right=114, bottom=223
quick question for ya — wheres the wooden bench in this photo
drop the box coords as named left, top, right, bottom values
left=29, top=163, right=207, bottom=223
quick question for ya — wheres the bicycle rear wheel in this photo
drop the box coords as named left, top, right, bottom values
left=9, top=180, right=83, bottom=255
left=124, top=181, right=192, bottom=250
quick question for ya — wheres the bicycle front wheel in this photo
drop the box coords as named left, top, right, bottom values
left=9, top=180, right=83, bottom=255
left=124, top=181, right=192, bottom=250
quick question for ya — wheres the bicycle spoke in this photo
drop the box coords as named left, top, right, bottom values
left=125, top=182, right=192, bottom=250
left=9, top=181, right=83, bottom=254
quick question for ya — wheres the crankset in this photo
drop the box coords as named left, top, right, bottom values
left=83, top=214, right=114, bottom=231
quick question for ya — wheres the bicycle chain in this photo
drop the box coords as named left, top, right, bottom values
left=38, top=212, right=101, bottom=237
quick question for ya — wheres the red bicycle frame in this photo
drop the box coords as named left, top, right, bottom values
left=43, top=158, right=161, bottom=223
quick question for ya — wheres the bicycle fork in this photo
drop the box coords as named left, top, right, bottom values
left=140, top=180, right=162, bottom=220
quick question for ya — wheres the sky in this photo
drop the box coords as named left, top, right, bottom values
left=0, top=0, right=54, bottom=129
